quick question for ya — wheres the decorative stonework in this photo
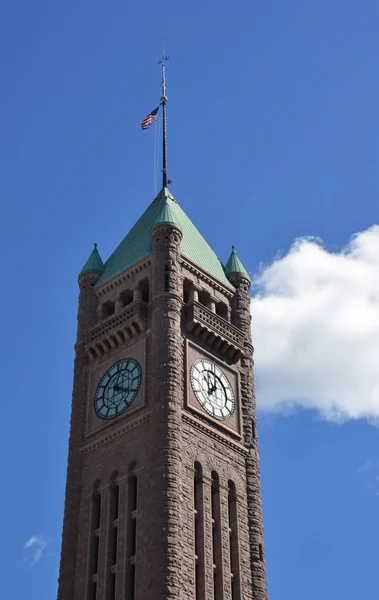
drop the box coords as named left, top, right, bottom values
left=185, top=300, right=244, bottom=361
left=85, top=301, right=147, bottom=359
left=181, top=257, right=234, bottom=298
left=95, top=259, right=151, bottom=296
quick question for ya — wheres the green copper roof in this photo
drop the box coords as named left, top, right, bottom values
left=79, top=243, right=104, bottom=278
left=225, top=246, right=250, bottom=281
left=95, top=188, right=233, bottom=289
left=152, top=196, right=182, bottom=230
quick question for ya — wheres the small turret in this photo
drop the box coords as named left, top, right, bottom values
left=78, top=243, right=104, bottom=280
left=225, top=245, right=250, bottom=285
left=151, top=188, right=183, bottom=233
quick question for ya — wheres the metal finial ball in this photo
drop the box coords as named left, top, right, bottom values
left=161, top=95, right=168, bottom=104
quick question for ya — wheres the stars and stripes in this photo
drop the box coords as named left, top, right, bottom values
left=141, top=106, right=159, bottom=130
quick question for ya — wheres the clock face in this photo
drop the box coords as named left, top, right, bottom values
left=94, top=358, right=142, bottom=420
left=190, top=358, right=235, bottom=420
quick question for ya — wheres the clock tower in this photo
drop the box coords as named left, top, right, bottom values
left=57, top=186, right=269, bottom=599
left=58, top=51, right=268, bottom=600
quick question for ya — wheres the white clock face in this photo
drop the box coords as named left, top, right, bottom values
left=190, top=358, right=235, bottom=420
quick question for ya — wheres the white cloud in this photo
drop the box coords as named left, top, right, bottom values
left=251, top=225, right=379, bottom=422
left=358, top=459, right=379, bottom=472
left=23, top=535, right=47, bottom=566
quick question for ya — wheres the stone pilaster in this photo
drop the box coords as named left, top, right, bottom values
left=144, top=221, right=189, bottom=599
left=58, top=272, right=99, bottom=600
left=231, top=274, right=268, bottom=600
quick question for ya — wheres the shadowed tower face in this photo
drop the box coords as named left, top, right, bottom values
left=57, top=187, right=268, bottom=600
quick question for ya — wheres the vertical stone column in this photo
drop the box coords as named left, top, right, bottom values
left=220, top=483, right=232, bottom=600
left=202, top=475, right=214, bottom=600
left=116, top=476, right=128, bottom=599
left=97, top=483, right=110, bottom=600
left=207, top=300, right=216, bottom=313
left=189, top=287, right=199, bottom=303
left=230, top=275, right=268, bottom=600
left=144, top=220, right=188, bottom=599
left=58, top=272, right=98, bottom=600
left=115, top=297, right=124, bottom=312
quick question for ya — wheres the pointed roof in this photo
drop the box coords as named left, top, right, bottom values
left=225, top=246, right=250, bottom=281
left=95, top=188, right=233, bottom=289
left=152, top=192, right=182, bottom=230
left=79, top=243, right=104, bottom=278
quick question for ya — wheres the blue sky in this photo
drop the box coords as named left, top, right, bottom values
left=1, top=0, right=378, bottom=598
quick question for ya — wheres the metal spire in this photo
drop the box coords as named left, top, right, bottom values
left=158, top=46, right=169, bottom=188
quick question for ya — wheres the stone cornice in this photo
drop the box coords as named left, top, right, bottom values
left=95, top=258, right=152, bottom=297
left=180, top=257, right=234, bottom=298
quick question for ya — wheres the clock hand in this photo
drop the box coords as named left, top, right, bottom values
left=203, top=373, right=212, bottom=394
left=113, top=384, right=130, bottom=393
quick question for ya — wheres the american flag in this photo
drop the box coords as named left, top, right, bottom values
left=141, top=106, right=159, bottom=130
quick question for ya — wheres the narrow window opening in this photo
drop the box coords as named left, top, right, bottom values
left=107, top=480, right=119, bottom=597
left=195, top=563, right=201, bottom=600
left=139, top=278, right=150, bottom=303
left=101, top=300, right=115, bottom=319
left=111, top=526, right=118, bottom=566
left=130, top=517, right=137, bottom=556
left=94, top=493, right=101, bottom=530
left=110, top=484, right=119, bottom=521
left=211, top=471, right=222, bottom=600
left=259, top=544, right=263, bottom=561
left=91, top=581, right=97, bottom=600
left=110, top=572, right=116, bottom=600
left=183, top=279, right=192, bottom=304
left=126, top=468, right=138, bottom=600
left=198, top=290, right=210, bottom=307
left=129, top=564, right=136, bottom=600
left=164, top=265, right=169, bottom=292
left=129, top=475, right=137, bottom=513
left=215, top=302, right=229, bottom=320
left=94, top=535, right=100, bottom=574
left=119, top=290, right=133, bottom=307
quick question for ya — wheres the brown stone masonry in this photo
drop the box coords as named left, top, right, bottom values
left=57, top=227, right=269, bottom=599
left=231, top=274, right=268, bottom=600
left=57, top=272, right=98, bottom=600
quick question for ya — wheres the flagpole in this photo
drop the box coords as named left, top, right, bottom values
left=159, top=48, right=169, bottom=188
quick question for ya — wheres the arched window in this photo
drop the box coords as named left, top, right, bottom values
left=211, top=471, right=222, bottom=600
